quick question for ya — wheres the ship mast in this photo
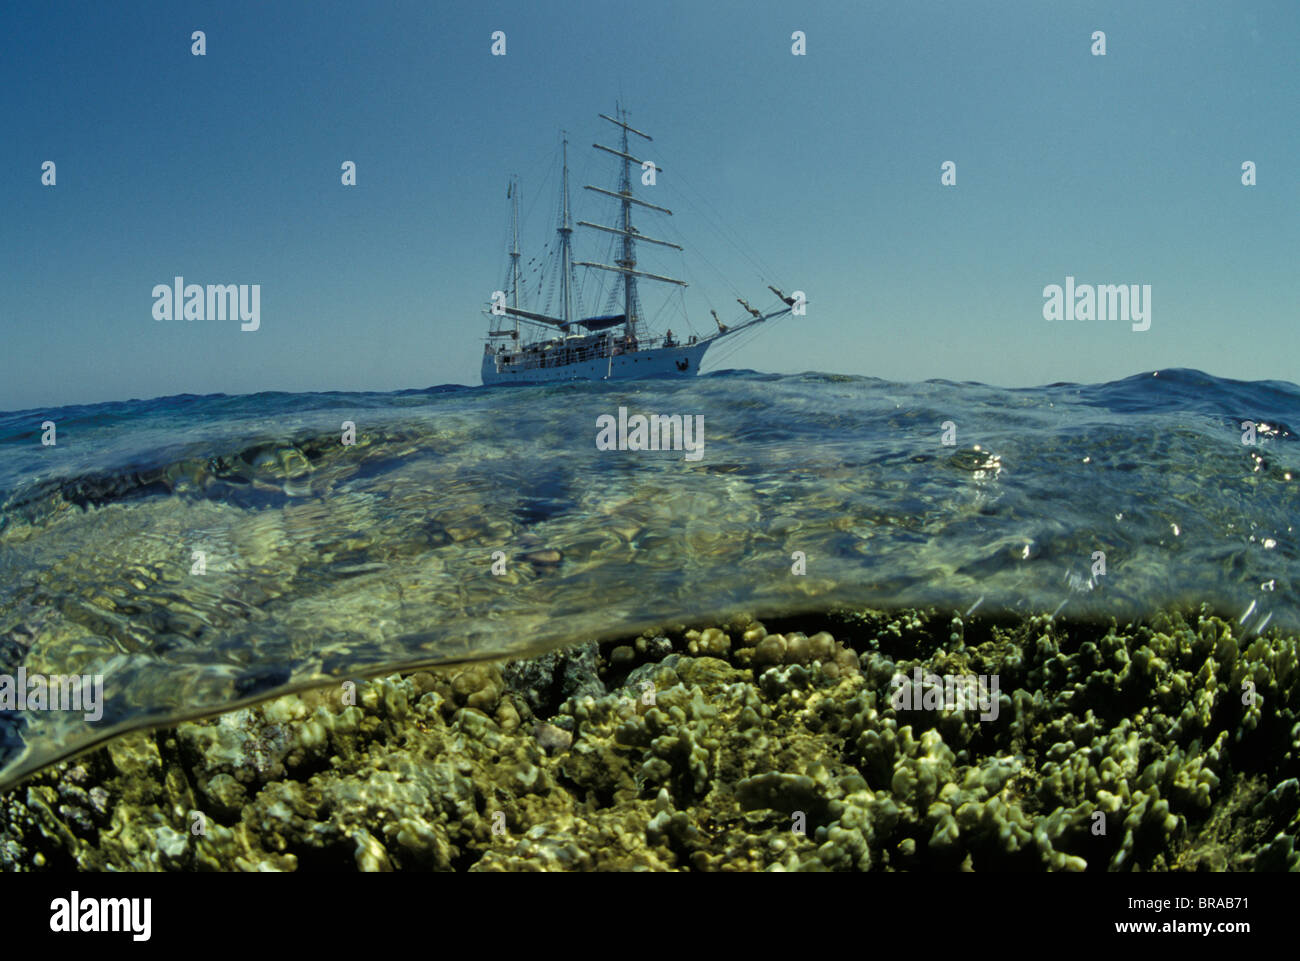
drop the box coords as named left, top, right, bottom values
left=493, top=137, right=583, bottom=337
left=486, top=108, right=795, bottom=378
left=508, top=175, right=521, bottom=335
left=559, top=135, right=574, bottom=329
left=617, top=110, right=637, bottom=339
left=577, top=105, right=685, bottom=344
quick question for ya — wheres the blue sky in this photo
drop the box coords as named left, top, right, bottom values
left=1, top=0, right=1296, bottom=411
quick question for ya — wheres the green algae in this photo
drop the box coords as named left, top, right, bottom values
left=1, top=606, right=1297, bottom=871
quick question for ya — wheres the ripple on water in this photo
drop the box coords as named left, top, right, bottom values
left=0, top=369, right=1297, bottom=785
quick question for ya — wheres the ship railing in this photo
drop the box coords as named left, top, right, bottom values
left=628, top=334, right=696, bottom=350
left=494, top=332, right=696, bottom=372
left=497, top=341, right=611, bottom=371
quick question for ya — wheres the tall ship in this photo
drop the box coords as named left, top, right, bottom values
left=481, top=106, right=798, bottom=385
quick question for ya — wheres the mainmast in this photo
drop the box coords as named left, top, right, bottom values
left=488, top=141, right=585, bottom=339
left=508, top=175, right=521, bottom=335
left=577, top=105, right=685, bottom=343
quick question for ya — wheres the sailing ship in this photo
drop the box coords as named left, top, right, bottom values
left=481, top=106, right=796, bottom=385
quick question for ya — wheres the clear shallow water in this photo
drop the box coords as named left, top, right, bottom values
left=0, top=368, right=1296, bottom=787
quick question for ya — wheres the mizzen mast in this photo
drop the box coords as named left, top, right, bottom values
left=487, top=174, right=525, bottom=341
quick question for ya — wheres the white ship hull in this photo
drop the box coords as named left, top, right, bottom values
left=482, top=340, right=711, bottom=385
left=479, top=107, right=790, bottom=388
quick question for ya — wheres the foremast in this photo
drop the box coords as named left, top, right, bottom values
left=558, top=135, right=575, bottom=329
left=575, top=106, right=685, bottom=344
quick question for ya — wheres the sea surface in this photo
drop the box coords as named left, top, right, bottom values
left=0, top=368, right=1297, bottom=787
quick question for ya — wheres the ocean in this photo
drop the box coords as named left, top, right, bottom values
left=0, top=367, right=1296, bottom=790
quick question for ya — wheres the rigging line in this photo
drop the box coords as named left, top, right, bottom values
left=704, top=332, right=763, bottom=372
left=704, top=312, right=788, bottom=369
left=616, top=203, right=737, bottom=306
left=572, top=265, right=590, bottom=320
left=675, top=234, right=744, bottom=301
left=653, top=143, right=781, bottom=281
left=518, top=141, right=561, bottom=237
left=690, top=273, right=720, bottom=320
left=526, top=146, right=558, bottom=216
left=688, top=197, right=777, bottom=288
left=711, top=319, right=767, bottom=356
left=675, top=168, right=780, bottom=282
left=680, top=257, right=715, bottom=306
left=575, top=238, right=613, bottom=315
left=663, top=229, right=726, bottom=311
left=670, top=286, right=699, bottom=337
left=648, top=190, right=759, bottom=299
